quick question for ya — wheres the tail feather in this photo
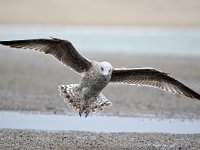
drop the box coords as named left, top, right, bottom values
left=58, top=84, right=81, bottom=110
left=58, top=84, right=112, bottom=113
left=92, top=93, right=112, bottom=112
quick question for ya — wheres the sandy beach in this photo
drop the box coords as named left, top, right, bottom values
left=1, top=129, right=200, bottom=150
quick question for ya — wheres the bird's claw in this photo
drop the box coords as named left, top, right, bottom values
left=78, top=103, right=91, bottom=117
left=79, top=104, right=84, bottom=117
left=79, top=111, right=82, bottom=117
left=84, top=107, right=91, bottom=118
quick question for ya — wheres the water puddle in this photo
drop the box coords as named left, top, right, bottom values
left=0, top=111, right=200, bottom=134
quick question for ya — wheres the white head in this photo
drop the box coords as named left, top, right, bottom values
left=99, top=61, right=113, bottom=78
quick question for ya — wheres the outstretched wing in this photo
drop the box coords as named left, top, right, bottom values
left=110, top=68, right=200, bottom=100
left=0, top=38, right=92, bottom=73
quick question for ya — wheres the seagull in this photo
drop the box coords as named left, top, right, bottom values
left=1, top=38, right=200, bottom=117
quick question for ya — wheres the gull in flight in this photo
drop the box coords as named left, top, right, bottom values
left=1, top=38, right=200, bottom=117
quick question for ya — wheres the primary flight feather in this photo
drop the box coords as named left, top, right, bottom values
left=1, top=38, right=200, bottom=117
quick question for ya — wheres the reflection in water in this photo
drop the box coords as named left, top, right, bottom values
left=0, top=111, right=200, bottom=134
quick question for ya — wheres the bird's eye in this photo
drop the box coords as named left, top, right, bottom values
left=101, top=67, right=104, bottom=71
left=109, top=69, right=111, bottom=72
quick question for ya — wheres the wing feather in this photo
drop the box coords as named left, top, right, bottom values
left=0, top=38, right=92, bottom=73
left=110, top=68, right=200, bottom=100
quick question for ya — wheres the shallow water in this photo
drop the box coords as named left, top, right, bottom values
left=0, top=111, right=200, bottom=134
left=0, top=25, right=200, bottom=55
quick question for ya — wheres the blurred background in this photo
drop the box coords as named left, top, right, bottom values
left=1, top=0, right=200, bottom=26
left=0, top=0, right=200, bottom=55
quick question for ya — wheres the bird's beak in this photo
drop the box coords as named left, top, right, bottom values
left=102, top=72, right=109, bottom=77
left=102, top=74, right=110, bottom=81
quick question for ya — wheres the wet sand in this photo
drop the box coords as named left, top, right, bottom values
left=0, top=48, right=200, bottom=149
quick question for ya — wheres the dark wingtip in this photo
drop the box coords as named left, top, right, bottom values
left=183, top=86, right=200, bottom=100
left=0, top=40, right=21, bottom=48
left=192, top=91, right=200, bottom=100
left=192, top=90, right=200, bottom=100
left=0, top=40, right=10, bottom=46
left=0, top=41, right=4, bottom=44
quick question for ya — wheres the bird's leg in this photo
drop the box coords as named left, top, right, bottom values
left=84, top=106, right=92, bottom=117
left=79, top=109, right=83, bottom=117
left=79, top=100, right=88, bottom=117
left=84, top=98, right=96, bottom=117
left=79, top=102, right=85, bottom=117
left=79, top=99, right=93, bottom=117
